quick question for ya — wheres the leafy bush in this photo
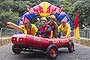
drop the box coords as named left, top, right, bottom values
left=0, top=11, right=19, bottom=27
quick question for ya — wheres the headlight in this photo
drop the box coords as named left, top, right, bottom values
left=19, top=38, right=23, bottom=41
left=13, top=37, right=17, bottom=40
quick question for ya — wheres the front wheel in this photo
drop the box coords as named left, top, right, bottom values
left=46, top=44, right=58, bottom=59
left=68, top=41, right=74, bottom=52
left=12, top=44, right=22, bottom=54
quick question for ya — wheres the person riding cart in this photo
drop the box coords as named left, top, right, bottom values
left=19, top=18, right=38, bottom=35
left=58, top=17, right=71, bottom=38
left=37, top=17, right=52, bottom=38
left=48, top=15, right=58, bottom=38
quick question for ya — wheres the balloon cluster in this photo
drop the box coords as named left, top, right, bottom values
left=17, top=2, right=73, bottom=30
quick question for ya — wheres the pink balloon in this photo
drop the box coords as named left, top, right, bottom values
left=56, top=7, right=61, bottom=14
left=47, top=5, right=51, bottom=13
left=50, top=5, right=57, bottom=14
left=29, top=8, right=34, bottom=14
left=26, top=5, right=30, bottom=11
left=33, top=5, right=40, bottom=14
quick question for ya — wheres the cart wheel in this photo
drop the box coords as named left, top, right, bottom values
left=46, top=44, right=58, bottom=59
left=12, top=44, right=22, bottom=54
left=68, top=41, right=74, bottom=52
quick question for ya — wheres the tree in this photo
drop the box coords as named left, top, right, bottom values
left=70, top=0, right=90, bottom=28
left=0, top=11, right=19, bottom=27
left=0, top=0, right=80, bottom=27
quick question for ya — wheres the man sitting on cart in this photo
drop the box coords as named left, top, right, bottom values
left=48, top=15, right=58, bottom=38
left=58, top=17, right=71, bottom=38
left=37, top=17, right=52, bottom=38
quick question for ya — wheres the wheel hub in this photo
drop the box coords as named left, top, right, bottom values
left=50, top=48, right=56, bottom=57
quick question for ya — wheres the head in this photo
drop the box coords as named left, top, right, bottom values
left=40, top=17, right=47, bottom=27
left=23, top=19, right=31, bottom=29
left=49, top=15, right=56, bottom=24
left=61, top=17, right=67, bottom=27
left=24, top=22, right=31, bottom=29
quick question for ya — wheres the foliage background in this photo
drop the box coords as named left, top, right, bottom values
left=0, top=0, right=90, bottom=29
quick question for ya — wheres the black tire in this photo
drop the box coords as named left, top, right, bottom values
left=12, top=44, right=22, bottom=54
left=68, top=41, right=74, bottom=52
left=46, top=44, right=58, bottom=59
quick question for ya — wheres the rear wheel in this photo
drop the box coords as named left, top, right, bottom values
left=68, top=41, right=74, bottom=52
left=46, top=44, right=58, bottom=59
left=12, top=44, right=22, bottom=54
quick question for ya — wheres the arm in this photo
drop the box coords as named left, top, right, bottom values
left=65, top=24, right=71, bottom=37
left=19, top=25, right=27, bottom=34
left=41, top=25, right=52, bottom=34
left=31, top=24, right=38, bottom=35
left=33, top=25, right=38, bottom=33
left=54, top=24, right=58, bottom=38
left=58, top=24, right=61, bottom=31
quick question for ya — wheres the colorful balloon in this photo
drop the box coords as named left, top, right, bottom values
left=17, top=2, right=73, bottom=30
left=39, top=2, right=51, bottom=17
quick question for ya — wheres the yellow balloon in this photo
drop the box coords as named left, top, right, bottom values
left=39, top=2, right=51, bottom=17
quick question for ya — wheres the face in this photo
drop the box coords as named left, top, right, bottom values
left=50, top=18, right=54, bottom=24
left=41, top=20, right=46, bottom=27
left=24, top=22, right=31, bottom=29
left=62, top=22, right=66, bottom=27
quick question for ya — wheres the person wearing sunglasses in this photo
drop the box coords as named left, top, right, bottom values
left=37, top=17, right=52, bottom=38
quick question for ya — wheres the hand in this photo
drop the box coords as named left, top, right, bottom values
left=63, top=36, right=67, bottom=38
left=61, top=36, right=67, bottom=39
left=36, top=31, right=41, bottom=36
left=38, top=31, right=41, bottom=34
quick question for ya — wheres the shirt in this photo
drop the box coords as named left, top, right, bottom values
left=58, top=23, right=71, bottom=37
left=19, top=24, right=38, bottom=35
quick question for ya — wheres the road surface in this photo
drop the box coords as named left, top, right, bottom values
left=0, top=43, right=90, bottom=60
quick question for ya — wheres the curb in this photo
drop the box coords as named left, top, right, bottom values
left=0, top=37, right=11, bottom=47
left=73, top=37, right=90, bottom=47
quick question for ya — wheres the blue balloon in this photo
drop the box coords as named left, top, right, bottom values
left=54, top=12, right=60, bottom=18
left=25, top=13, right=37, bottom=21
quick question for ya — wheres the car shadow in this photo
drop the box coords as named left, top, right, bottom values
left=13, top=48, right=73, bottom=60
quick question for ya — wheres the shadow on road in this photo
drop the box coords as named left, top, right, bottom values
left=12, top=48, right=72, bottom=60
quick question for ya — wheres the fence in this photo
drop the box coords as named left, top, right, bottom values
left=72, top=29, right=90, bottom=38
left=0, top=27, right=16, bottom=46
left=0, top=27, right=16, bottom=37
left=0, top=27, right=90, bottom=38
left=80, top=29, right=90, bottom=38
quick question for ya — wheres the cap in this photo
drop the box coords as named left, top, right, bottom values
left=40, top=17, right=47, bottom=22
left=50, top=15, right=56, bottom=19
left=21, top=16, right=30, bottom=25
left=61, top=17, right=67, bottom=23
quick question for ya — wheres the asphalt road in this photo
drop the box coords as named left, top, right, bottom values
left=0, top=43, right=90, bottom=60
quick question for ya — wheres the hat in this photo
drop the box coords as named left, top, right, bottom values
left=40, top=17, right=47, bottom=22
left=24, top=19, right=30, bottom=24
left=61, top=16, right=67, bottom=23
left=50, top=15, right=56, bottom=19
left=21, top=16, right=30, bottom=25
